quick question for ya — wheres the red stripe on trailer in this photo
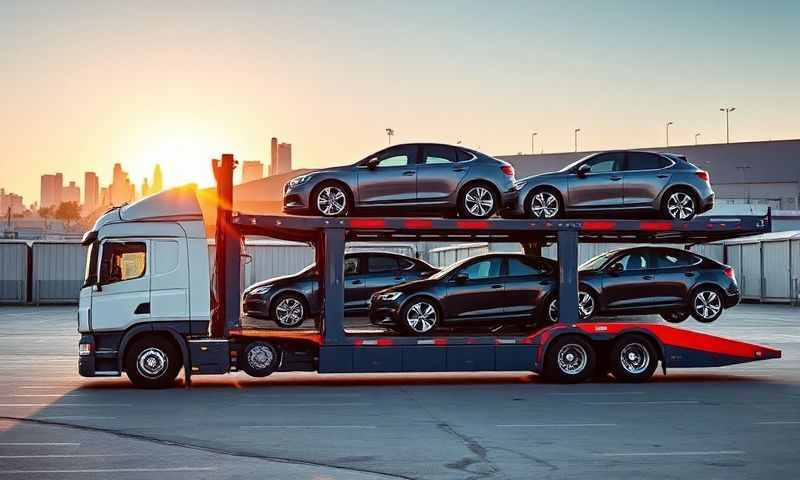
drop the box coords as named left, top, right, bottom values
left=405, top=219, right=433, bottom=229
left=376, top=338, right=394, bottom=346
left=457, top=220, right=491, bottom=229
left=349, top=219, right=386, bottom=228
left=582, top=220, right=616, bottom=231
left=434, top=338, right=447, bottom=346
left=575, top=323, right=781, bottom=359
left=640, top=221, right=674, bottom=231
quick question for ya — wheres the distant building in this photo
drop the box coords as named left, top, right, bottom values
left=84, top=171, right=99, bottom=213
left=270, top=138, right=278, bottom=176
left=141, top=178, right=150, bottom=198
left=152, top=164, right=163, bottom=193
left=269, top=137, right=292, bottom=176
left=62, top=181, right=80, bottom=204
left=40, top=173, right=63, bottom=208
left=108, top=163, right=135, bottom=206
left=241, top=160, right=264, bottom=184
left=0, top=188, right=25, bottom=215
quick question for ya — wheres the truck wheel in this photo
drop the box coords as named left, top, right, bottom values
left=124, top=336, right=181, bottom=389
left=543, top=335, right=595, bottom=383
left=242, top=341, right=280, bottom=377
left=610, top=334, right=658, bottom=383
left=661, top=311, right=690, bottom=323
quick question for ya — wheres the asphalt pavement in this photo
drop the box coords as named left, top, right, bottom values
left=0, top=304, right=798, bottom=479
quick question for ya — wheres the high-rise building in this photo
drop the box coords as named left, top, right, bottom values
left=62, top=181, right=80, bottom=204
left=108, top=163, right=135, bottom=206
left=0, top=189, right=25, bottom=215
left=84, top=171, right=99, bottom=213
left=152, top=164, right=163, bottom=193
left=269, top=137, right=292, bottom=176
left=241, top=161, right=264, bottom=184
left=40, top=173, right=63, bottom=208
left=270, top=138, right=278, bottom=176
left=141, top=178, right=150, bottom=197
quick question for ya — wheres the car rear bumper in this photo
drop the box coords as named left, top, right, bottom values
left=724, top=285, right=740, bottom=309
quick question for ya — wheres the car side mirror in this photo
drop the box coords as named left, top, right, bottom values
left=609, top=262, right=624, bottom=275
left=577, top=164, right=591, bottom=177
left=455, top=272, right=469, bottom=284
left=366, top=157, right=379, bottom=170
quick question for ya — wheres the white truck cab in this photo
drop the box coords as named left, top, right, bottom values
left=78, top=186, right=212, bottom=386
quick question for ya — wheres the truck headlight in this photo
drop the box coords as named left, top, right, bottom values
left=287, top=173, right=316, bottom=189
left=376, top=292, right=402, bottom=301
left=249, top=285, right=272, bottom=295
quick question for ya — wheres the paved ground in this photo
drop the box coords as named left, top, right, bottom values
left=0, top=304, right=798, bottom=479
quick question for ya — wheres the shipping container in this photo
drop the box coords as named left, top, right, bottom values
left=31, top=241, right=87, bottom=304
left=723, top=231, right=800, bottom=303
left=0, top=241, right=29, bottom=304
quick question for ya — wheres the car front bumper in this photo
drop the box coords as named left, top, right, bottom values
left=283, top=182, right=315, bottom=215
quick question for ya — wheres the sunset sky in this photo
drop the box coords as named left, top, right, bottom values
left=2, top=0, right=798, bottom=204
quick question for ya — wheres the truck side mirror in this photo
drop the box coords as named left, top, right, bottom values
left=93, top=284, right=103, bottom=292
left=609, top=262, right=624, bottom=275
left=577, top=163, right=591, bottom=177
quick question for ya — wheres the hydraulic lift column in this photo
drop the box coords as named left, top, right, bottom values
left=320, top=226, right=347, bottom=343
left=556, top=229, right=579, bottom=324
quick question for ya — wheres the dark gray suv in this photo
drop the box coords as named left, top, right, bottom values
left=283, top=143, right=518, bottom=218
left=507, top=151, right=714, bottom=220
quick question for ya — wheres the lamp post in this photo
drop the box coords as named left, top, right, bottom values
left=720, top=107, right=735, bottom=143
left=694, top=132, right=701, bottom=145
left=573, top=128, right=580, bottom=152
left=666, top=122, right=673, bottom=147
left=531, top=132, right=538, bottom=154
left=385, top=128, right=394, bottom=146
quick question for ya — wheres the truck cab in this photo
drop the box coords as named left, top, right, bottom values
left=78, top=186, right=211, bottom=386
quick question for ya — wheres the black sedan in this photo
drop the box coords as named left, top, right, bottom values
left=545, top=246, right=739, bottom=324
left=369, top=253, right=557, bottom=335
left=243, top=252, right=437, bottom=328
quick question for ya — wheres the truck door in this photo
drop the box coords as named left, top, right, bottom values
left=90, top=240, right=151, bottom=332
left=150, top=239, right=189, bottom=323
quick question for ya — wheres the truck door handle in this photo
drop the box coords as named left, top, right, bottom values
left=610, top=176, right=622, bottom=181
left=642, top=275, right=653, bottom=280
left=402, top=170, right=415, bottom=176
left=134, top=302, right=150, bottom=314
left=491, top=284, right=503, bottom=289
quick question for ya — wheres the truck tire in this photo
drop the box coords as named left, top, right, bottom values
left=543, top=335, right=596, bottom=383
left=610, top=334, right=658, bottom=383
left=242, top=341, right=280, bottom=377
left=124, top=336, right=181, bottom=389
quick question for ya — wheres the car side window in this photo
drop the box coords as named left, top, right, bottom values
left=368, top=255, right=399, bottom=273
left=459, top=258, right=503, bottom=280
left=376, top=146, right=414, bottom=167
left=655, top=250, right=698, bottom=268
left=585, top=152, right=624, bottom=173
left=99, top=241, right=146, bottom=285
left=626, top=152, right=670, bottom=171
left=422, top=145, right=456, bottom=165
left=507, top=258, right=544, bottom=277
left=344, top=257, right=360, bottom=276
left=456, top=149, right=475, bottom=162
left=614, top=252, right=649, bottom=271
left=398, top=258, right=416, bottom=270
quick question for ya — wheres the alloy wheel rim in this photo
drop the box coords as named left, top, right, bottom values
left=531, top=192, right=559, bottom=218
left=407, top=301, right=437, bottom=333
left=137, top=347, right=168, bottom=378
left=694, top=290, right=721, bottom=319
left=317, top=186, right=347, bottom=216
left=248, top=344, right=275, bottom=370
left=667, top=192, right=694, bottom=220
left=276, top=298, right=304, bottom=326
left=464, top=187, right=494, bottom=217
left=619, top=343, right=650, bottom=374
left=557, top=343, right=588, bottom=375
left=547, top=292, right=593, bottom=323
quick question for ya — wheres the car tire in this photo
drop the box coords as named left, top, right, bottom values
left=610, top=334, right=658, bottom=383
left=543, top=335, right=596, bottom=383
left=124, top=335, right=182, bottom=389
left=662, top=188, right=697, bottom=221
left=458, top=183, right=499, bottom=219
left=660, top=311, right=690, bottom=323
left=690, top=286, right=724, bottom=323
left=400, top=298, right=440, bottom=335
left=242, top=341, right=280, bottom=377
left=526, top=188, right=563, bottom=219
left=271, top=293, right=307, bottom=329
left=312, top=181, right=351, bottom=217
left=544, top=290, right=596, bottom=323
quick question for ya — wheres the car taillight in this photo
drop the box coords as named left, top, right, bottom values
left=696, top=170, right=709, bottom=182
left=724, top=266, right=736, bottom=281
left=501, top=165, right=515, bottom=176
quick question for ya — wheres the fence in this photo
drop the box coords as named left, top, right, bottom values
left=0, top=241, right=29, bottom=304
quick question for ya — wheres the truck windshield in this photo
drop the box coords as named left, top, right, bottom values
left=84, top=241, right=99, bottom=287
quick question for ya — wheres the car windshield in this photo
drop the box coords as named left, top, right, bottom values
left=579, top=251, right=616, bottom=271
left=559, top=153, right=596, bottom=172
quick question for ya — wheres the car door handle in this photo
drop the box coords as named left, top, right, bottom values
left=393, top=276, right=404, bottom=281
left=657, top=174, right=669, bottom=178
left=684, top=272, right=695, bottom=277
left=491, top=284, right=503, bottom=289
left=610, top=176, right=622, bottom=181
left=539, top=280, right=551, bottom=285
left=402, top=170, right=415, bottom=176
left=452, top=168, right=465, bottom=172
left=350, top=279, right=363, bottom=285
left=642, top=275, right=653, bottom=280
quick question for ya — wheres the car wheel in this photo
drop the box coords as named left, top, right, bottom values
left=660, top=311, right=690, bottom=323
left=401, top=298, right=440, bottom=335
left=663, top=189, right=697, bottom=221
left=459, top=184, right=498, bottom=219
left=690, top=287, right=723, bottom=323
left=124, top=336, right=181, bottom=389
left=545, top=290, right=595, bottom=323
left=313, top=182, right=350, bottom=217
left=543, top=335, right=596, bottom=383
left=610, top=334, right=658, bottom=383
left=271, top=293, right=306, bottom=328
left=527, top=189, right=562, bottom=219
left=242, top=341, right=280, bottom=377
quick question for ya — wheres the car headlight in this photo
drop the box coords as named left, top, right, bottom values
left=249, top=285, right=272, bottom=295
left=376, top=292, right=403, bottom=301
left=286, top=173, right=316, bottom=189
left=512, top=180, right=527, bottom=191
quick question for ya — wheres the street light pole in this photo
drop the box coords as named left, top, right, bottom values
left=720, top=107, right=735, bottom=143
left=694, top=132, right=701, bottom=145
left=531, top=132, right=537, bottom=154
left=385, top=128, right=394, bottom=146
left=574, top=128, right=580, bottom=152
left=666, top=121, right=674, bottom=147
